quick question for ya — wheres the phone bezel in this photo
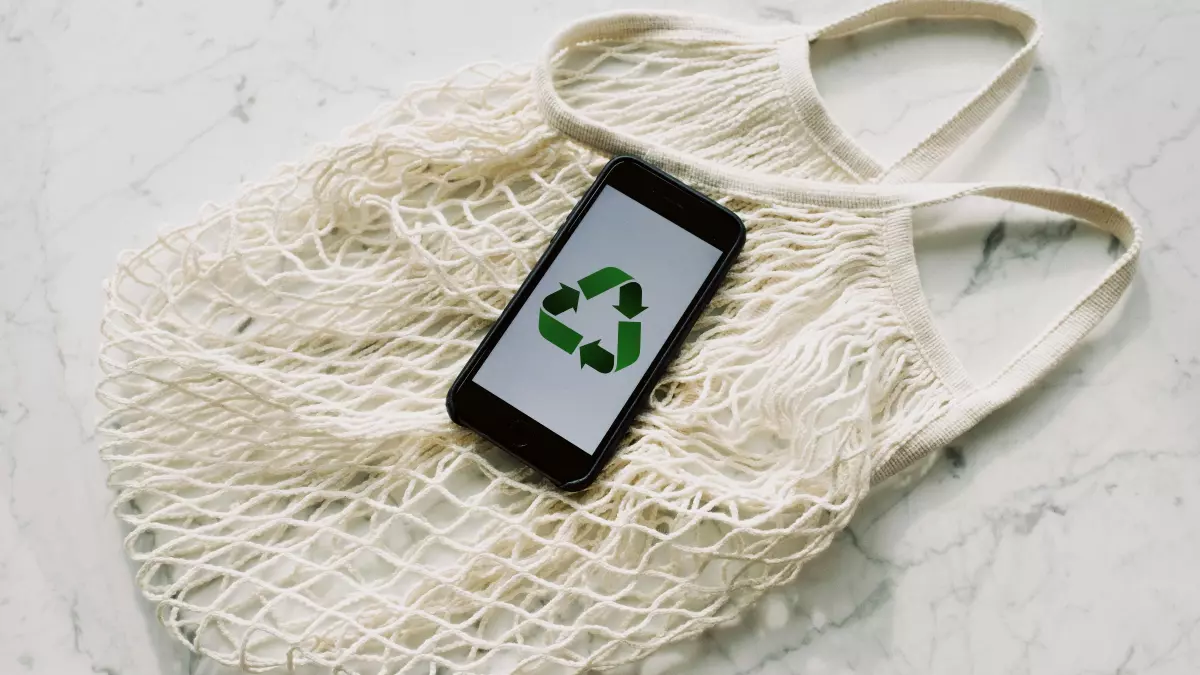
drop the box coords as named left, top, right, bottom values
left=446, top=156, right=745, bottom=490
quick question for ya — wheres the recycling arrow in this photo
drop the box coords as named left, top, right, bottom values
left=539, top=309, right=582, bottom=354
left=542, top=283, right=579, bottom=315
left=613, top=282, right=646, bottom=319
left=616, top=320, right=640, bottom=370
left=579, top=340, right=615, bottom=373
left=579, top=266, right=633, bottom=299
left=538, top=282, right=582, bottom=355
left=536, top=266, right=647, bottom=374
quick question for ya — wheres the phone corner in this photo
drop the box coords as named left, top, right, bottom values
left=558, top=472, right=598, bottom=493
left=444, top=385, right=463, bottom=425
left=558, top=446, right=616, bottom=492
left=732, top=214, right=748, bottom=245
left=604, top=154, right=639, bottom=169
left=723, top=205, right=747, bottom=239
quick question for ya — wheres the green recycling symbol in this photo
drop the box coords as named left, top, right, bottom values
left=538, top=266, right=647, bottom=373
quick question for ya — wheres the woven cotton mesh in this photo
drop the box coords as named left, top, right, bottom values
left=97, top=58, right=954, bottom=674
left=554, top=36, right=856, bottom=181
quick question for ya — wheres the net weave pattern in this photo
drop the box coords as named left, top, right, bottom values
left=98, top=55, right=953, bottom=674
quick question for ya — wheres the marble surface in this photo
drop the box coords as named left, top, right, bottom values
left=2, top=0, right=1198, bottom=673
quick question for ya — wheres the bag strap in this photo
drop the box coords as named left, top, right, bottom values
left=536, top=3, right=1040, bottom=186
left=875, top=182, right=1143, bottom=481
left=809, top=0, right=1041, bottom=183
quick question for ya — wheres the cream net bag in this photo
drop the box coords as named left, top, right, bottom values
left=96, top=2, right=1138, bottom=674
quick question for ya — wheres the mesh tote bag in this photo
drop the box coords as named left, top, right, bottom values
left=94, top=3, right=1139, bottom=674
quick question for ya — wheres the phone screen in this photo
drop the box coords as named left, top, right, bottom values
left=471, top=185, right=722, bottom=454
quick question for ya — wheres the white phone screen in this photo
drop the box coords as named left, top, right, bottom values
left=472, top=186, right=722, bottom=454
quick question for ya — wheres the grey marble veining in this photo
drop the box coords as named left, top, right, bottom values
left=2, top=0, right=1198, bottom=674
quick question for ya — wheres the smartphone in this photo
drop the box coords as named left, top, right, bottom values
left=446, top=157, right=745, bottom=491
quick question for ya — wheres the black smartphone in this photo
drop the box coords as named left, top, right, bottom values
left=446, top=156, right=745, bottom=491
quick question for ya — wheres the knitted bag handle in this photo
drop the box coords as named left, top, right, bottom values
left=874, top=182, right=1143, bottom=479
left=537, top=0, right=1040, bottom=184
left=808, top=0, right=1042, bottom=183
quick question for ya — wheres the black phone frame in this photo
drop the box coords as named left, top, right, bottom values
left=446, top=156, right=745, bottom=491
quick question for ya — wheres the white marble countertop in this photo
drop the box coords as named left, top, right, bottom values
left=2, top=0, right=1198, bottom=674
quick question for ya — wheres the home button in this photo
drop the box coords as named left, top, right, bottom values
left=507, top=419, right=531, bottom=448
